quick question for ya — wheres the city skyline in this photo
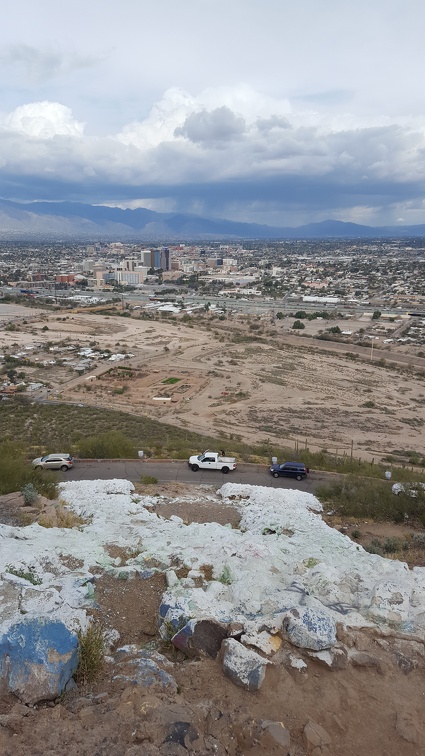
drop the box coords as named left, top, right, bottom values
left=1, top=0, right=425, bottom=228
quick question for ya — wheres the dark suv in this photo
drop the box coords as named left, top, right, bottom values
left=269, top=462, right=309, bottom=480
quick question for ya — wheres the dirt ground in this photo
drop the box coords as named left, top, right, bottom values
left=1, top=486, right=424, bottom=755
left=3, top=308, right=425, bottom=463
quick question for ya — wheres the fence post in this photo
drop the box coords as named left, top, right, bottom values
left=350, top=440, right=354, bottom=461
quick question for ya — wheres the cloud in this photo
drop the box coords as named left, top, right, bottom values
left=0, top=87, right=425, bottom=226
left=174, top=106, right=246, bottom=145
left=0, top=44, right=103, bottom=84
left=2, top=102, right=85, bottom=138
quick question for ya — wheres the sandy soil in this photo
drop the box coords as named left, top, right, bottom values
left=2, top=308, right=425, bottom=462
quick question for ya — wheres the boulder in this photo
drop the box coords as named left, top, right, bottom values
left=395, top=711, right=420, bottom=744
left=113, top=658, right=178, bottom=693
left=260, top=720, right=291, bottom=751
left=303, top=719, right=332, bottom=754
left=282, top=607, right=337, bottom=651
left=241, top=630, right=282, bottom=656
left=308, top=647, right=348, bottom=670
left=348, top=650, right=386, bottom=675
left=0, top=617, right=78, bottom=705
left=171, top=618, right=228, bottom=659
left=222, top=638, right=269, bottom=691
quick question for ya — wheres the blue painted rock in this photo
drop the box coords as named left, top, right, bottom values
left=0, top=618, right=78, bottom=704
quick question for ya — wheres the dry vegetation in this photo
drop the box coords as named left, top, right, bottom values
left=1, top=306, right=425, bottom=467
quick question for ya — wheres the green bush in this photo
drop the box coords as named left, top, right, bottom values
left=0, top=441, right=57, bottom=498
left=76, top=430, right=139, bottom=459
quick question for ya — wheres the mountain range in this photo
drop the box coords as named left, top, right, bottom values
left=0, top=199, right=425, bottom=240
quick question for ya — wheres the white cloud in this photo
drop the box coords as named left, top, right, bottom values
left=2, top=101, right=85, bottom=138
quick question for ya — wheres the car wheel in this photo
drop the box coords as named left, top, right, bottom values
left=60, top=465, right=69, bottom=472
left=272, top=472, right=280, bottom=478
left=191, top=464, right=199, bottom=472
left=296, top=474, right=302, bottom=481
left=35, top=465, right=43, bottom=470
left=222, top=466, right=229, bottom=474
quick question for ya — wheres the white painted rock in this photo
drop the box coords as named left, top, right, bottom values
left=222, top=638, right=269, bottom=691
left=282, top=606, right=337, bottom=651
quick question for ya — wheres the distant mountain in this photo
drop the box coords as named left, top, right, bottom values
left=0, top=199, right=424, bottom=240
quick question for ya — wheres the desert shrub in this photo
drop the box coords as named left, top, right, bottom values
left=21, top=482, right=39, bottom=506
left=315, top=476, right=406, bottom=521
left=382, top=537, right=402, bottom=553
left=75, top=621, right=105, bottom=685
left=76, top=430, right=139, bottom=459
left=0, top=441, right=57, bottom=498
left=364, top=540, right=384, bottom=556
left=292, top=320, right=305, bottom=330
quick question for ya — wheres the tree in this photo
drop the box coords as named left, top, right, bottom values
left=372, top=310, right=381, bottom=320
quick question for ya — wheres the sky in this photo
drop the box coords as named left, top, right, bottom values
left=1, top=0, right=425, bottom=228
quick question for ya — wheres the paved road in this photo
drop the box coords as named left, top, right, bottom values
left=60, top=459, right=330, bottom=493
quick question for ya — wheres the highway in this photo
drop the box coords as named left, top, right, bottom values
left=61, top=459, right=331, bottom=494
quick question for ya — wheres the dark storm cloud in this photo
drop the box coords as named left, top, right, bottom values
left=174, top=107, right=246, bottom=144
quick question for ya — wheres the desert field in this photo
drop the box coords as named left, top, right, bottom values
left=1, top=305, right=425, bottom=462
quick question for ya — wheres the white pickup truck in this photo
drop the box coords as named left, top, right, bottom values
left=188, top=451, right=236, bottom=474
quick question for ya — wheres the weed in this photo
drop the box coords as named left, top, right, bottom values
left=6, top=565, right=42, bottom=585
left=75, top=621, right=105, bottom=685
left=351, top=529, right=361, bottom=540
left=218, top=566, right=232, bottom=585
left=38, top=504, right=87, bottom=529
left=140, top=474, right=158, bottom=485
left=161, top=616, right=187, bottom=641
